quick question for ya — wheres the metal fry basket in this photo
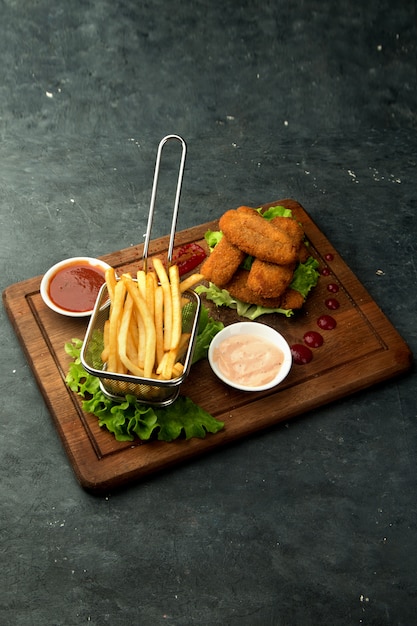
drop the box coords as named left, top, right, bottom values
left=81, top=284, right=200, bottom=406
left=80, top=135, right=201, bottom=406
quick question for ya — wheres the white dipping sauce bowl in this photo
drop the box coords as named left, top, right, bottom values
left=40, top=257, right=111, bottom=317
left=208, top=321, right=292, bottom=391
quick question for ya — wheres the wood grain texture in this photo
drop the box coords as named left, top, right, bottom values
left=2, top=200, right=412, bottom=492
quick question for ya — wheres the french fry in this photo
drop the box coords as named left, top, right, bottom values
left=101, top=256, right=199, bottom=390
left=136, top=269, right=147, bottom=300
left=172, top=362, right=184, bottom=378
left=126, top=305, right=139, bottom=364
left=144, top=272, right=157, bottom=368
left=168, top=264, right=182, bottom=351
left=153, top=258, right=172, bottom=351
left=161, top=348, right=178, bottom=380
left=156, top=351, right=168, bottom=376
left=136, top=308, right=146, bottom=369
left=154, top=285, right=165, bottom=366
left=101, top=319, right=110, bottom=363
left=135, top=270, right=148, bottom=367
left=108, top=279, right=127, bottom=373
left=179, top=273, right=204, bottom=293
left=146, top=271, right=157, bottom=319
left=123, top=274, right=156, bottom=378
left=105, top=267, right=118, bottom=308
left=118, top=293, right=145, bottom=377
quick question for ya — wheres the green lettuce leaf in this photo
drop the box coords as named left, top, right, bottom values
left=290, top=256, right=320, bottom=298
left=192, top=308, right=224, bottom=363
left=257, top=205, right=293, bottom=219
left=83, top=392, right=160, bottom=441
left=204, top=229, right=223, bottom=250
left=65, top=338, right=101, bottom=396
left=154, top=396, right=224, bottom=442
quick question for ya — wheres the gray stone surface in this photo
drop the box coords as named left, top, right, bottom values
left=1, top=1, right=416, bottom=624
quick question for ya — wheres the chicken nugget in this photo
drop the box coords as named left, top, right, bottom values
left=247, top=258, right=295, bottom=299
left=236, top=206, right=256, bottom=214
left=279, top=288, right=305, bottom=310
left=270, top=216, right=305, bottom=250
left=225, top=269, right=284, bottom=308
left=200, top=235, right=245, bottom=287
left=239, top=207, right=305, bottom=250
left=219, top=209, right=298, bottom=265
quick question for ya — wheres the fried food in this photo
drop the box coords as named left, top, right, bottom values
left=107, top=278, right=128, bottom=374
left=225, top=270, right=306, bottom=311
left=123, top=274, right=157, bottom=378
left=219, top=208, right=299, bottom=265
left=101, top=263, right=202, bottom=381
left=153, top=258, right=173, bottom=352
left=247, top=258, right=295, bottom=299
left=200, top=235, right=245, bottom=287
left=225, top=269, right=284, bottom=309
left=279, top=288, right=305, bottom=310
left=201, top=204, right=316, bottom=312
left=179, top=272, right=204, bottom=293
left=168, top=264, right=182, bottom=352
left=270, top=216, right=305, bottom=250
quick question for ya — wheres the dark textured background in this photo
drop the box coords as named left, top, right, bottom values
left=1, top=1, right=416, bottom=624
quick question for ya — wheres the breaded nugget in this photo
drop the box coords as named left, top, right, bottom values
left=225, top=269, right=284, bottom=309
left=270, top=216, right=305, bottom=250
left=247, top=258, right=295, bottom=298
left=236, top=206, right=256, bottom=214
left=279, top=288, right=305, bottom=310
left=239, top=207, right=305, bottom=250
left=219, top=209, right=299, bottom=265
left=200, top=235, right=245, bottom=287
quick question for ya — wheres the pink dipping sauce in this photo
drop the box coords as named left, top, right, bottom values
left=213, top=334, right=284, bottom=387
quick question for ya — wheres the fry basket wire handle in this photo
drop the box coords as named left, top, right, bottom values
left=142, top=134, right=187, bottom=273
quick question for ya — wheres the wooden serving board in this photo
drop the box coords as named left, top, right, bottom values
left=3, top=200, right=412, bottom=493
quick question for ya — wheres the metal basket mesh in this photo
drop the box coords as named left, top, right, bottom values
left=81, top=282, right=201, bottom=406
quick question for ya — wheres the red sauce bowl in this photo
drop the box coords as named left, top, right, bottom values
left=40, top=257, right=111, bottom=317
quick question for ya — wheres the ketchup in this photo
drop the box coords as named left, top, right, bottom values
left=317, top=314, right=337, bottom=330
left=48, top=261, right=105, bottom=312
left=303, top=330, right=323, bottom=348
left=291, top=253, right=340, bottom=365
left=171, top=243, right=206, bottom=276
left=325, top=298, right=340, bottom=310
left=290, top=344, right=313, bottom=365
